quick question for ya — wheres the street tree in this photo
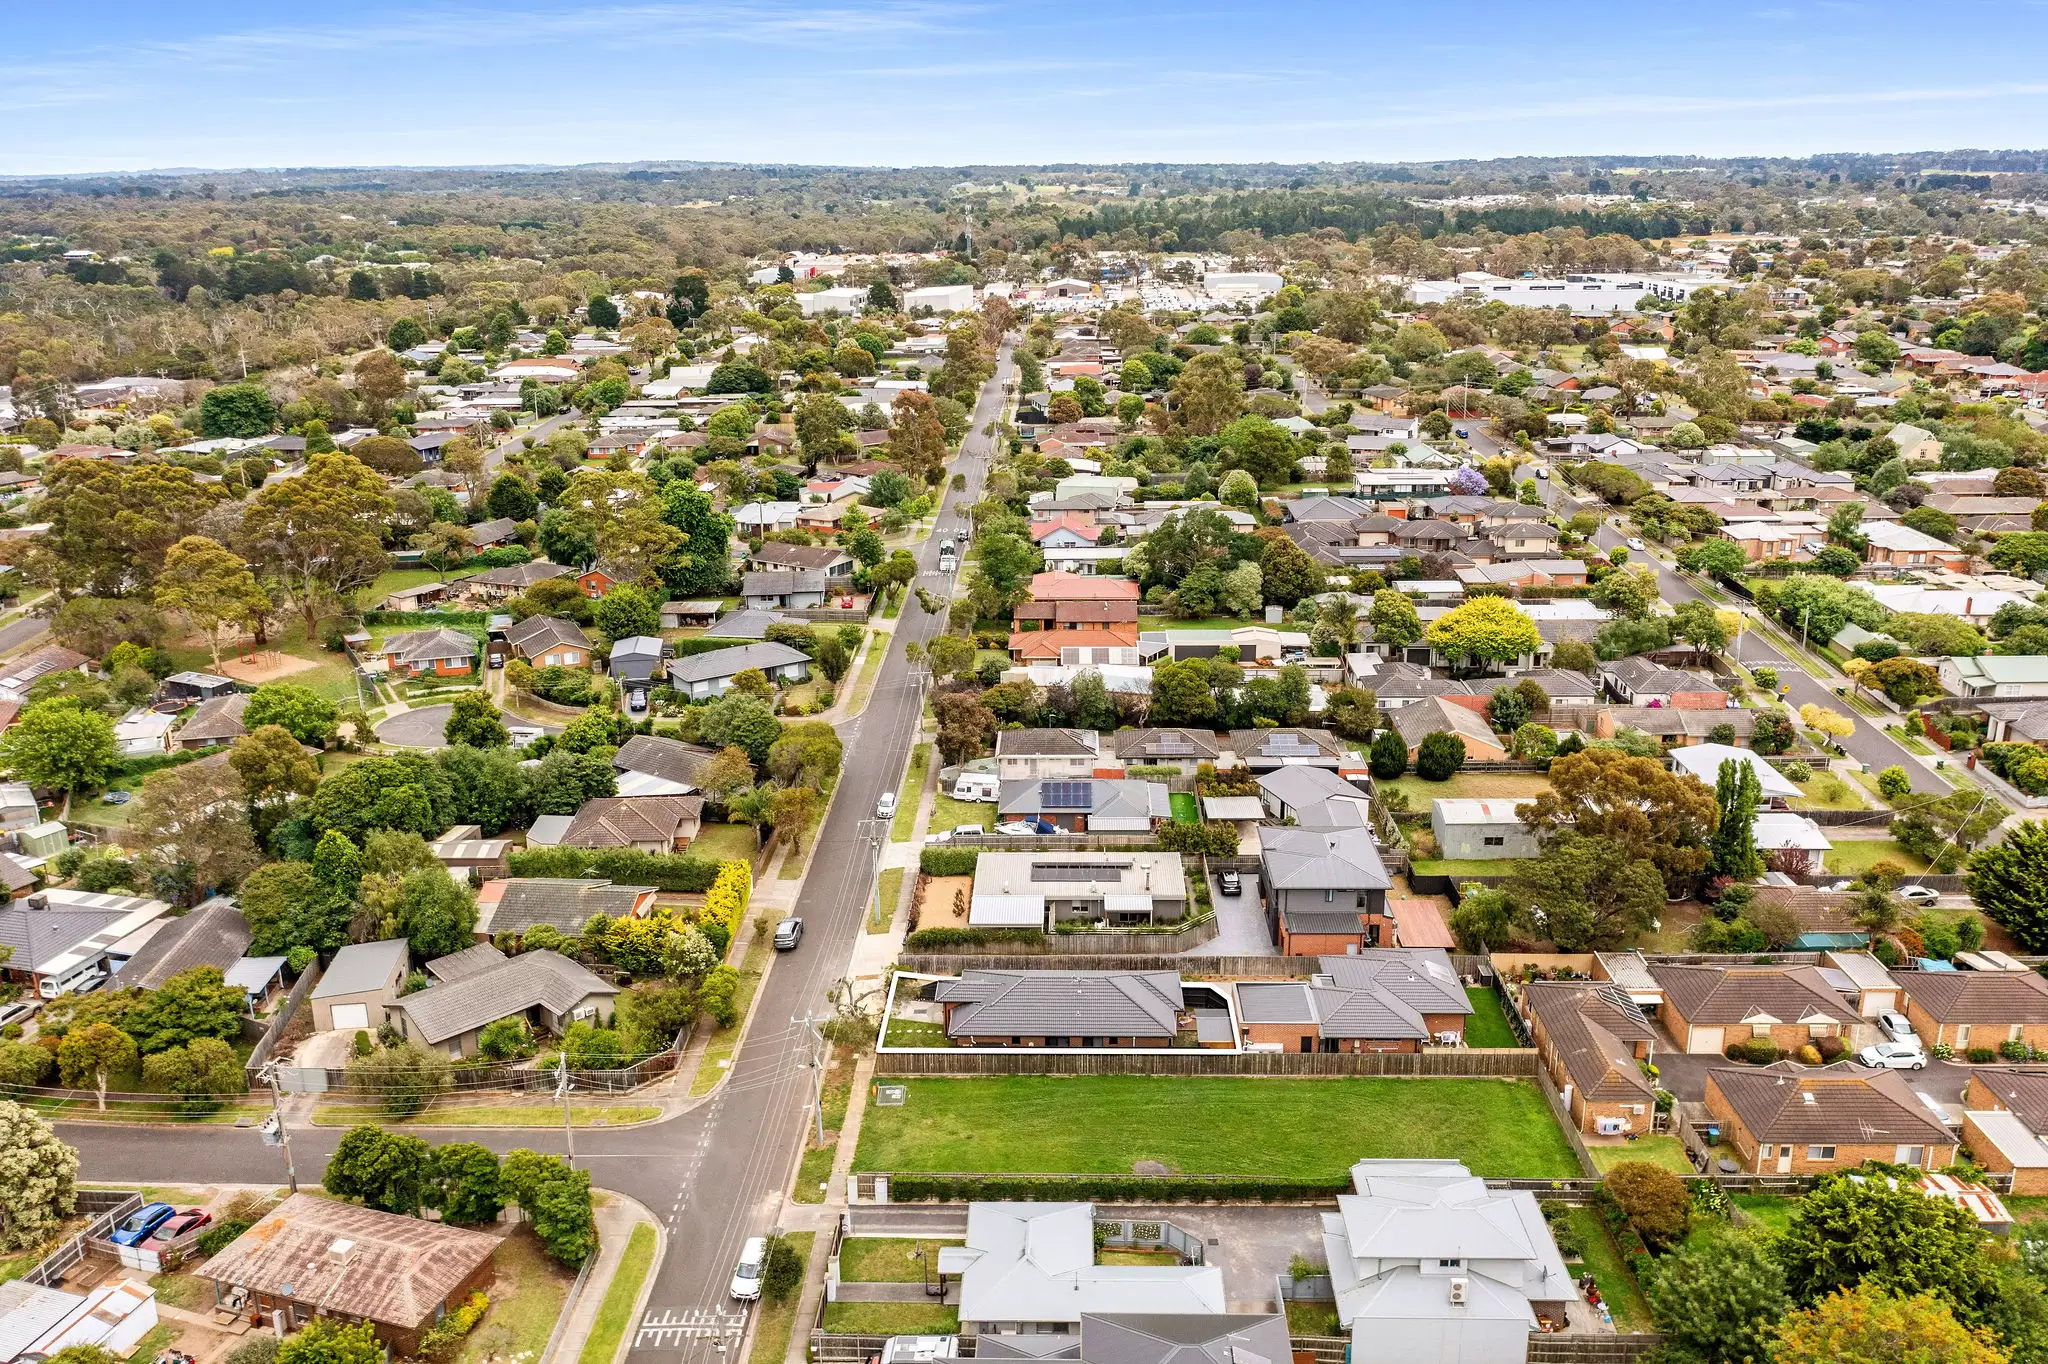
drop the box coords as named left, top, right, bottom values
left=324, top=1124, right=434, bottom=1212
left=238, top=452, right=394, bottom=638
left=57, top=1024, right=136, bottom=1112
left=0, top=1102, right=78, bottom=1252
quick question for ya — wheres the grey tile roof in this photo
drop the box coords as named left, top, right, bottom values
left=0, top=905, right=128, bottom=973
left=468, top=517, right=518, bottom=544
left=613, top=734, right=717, bottom=789
left=1525, top=981, right=1657, bottom=1103
left=996, top=728, right=1101, bottom=758
left=504, top=615, right=590, bottom=656
left=484, top=879, right=653, bottom=934
left=936, top=969, right=1184, bottom=1039
left=1255, top=766, right=1374, bottom=831
left=313, top=939, right=410, bottom=999
left=116, top=897, right=251, bottom=991
left=559, top=795, right=703, bottom=848
left=177, top=692, right=250, bottom=745
left=749, top=542, right=850, bottom=571
left=1110, top=729, right=1223, bottom=763
left=702, top=608, right=796, bottom=640
left=666, top=640, right=810, bottom=685
left=377, top=628, right=477, bottom=667
left=1236, top=951, right=1469, bottom=1041
left=388, top=949, right=618, bottom=1045
left=425, top=942, right=507, bottom=984
left=468, top=561, right=573, bottom=588
left=1261, top=827, right=1390, bottom=892
left=1228, top=728, right=1346, bottom=765
left=1069, top=1313, right=1291, bottom=1364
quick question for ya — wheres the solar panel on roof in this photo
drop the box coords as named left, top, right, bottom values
left=1041, top=780, right=1093, bottom=810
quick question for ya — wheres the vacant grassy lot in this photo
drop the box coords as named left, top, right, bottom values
left=1385, top=772, right=1550, bottom=807
left=1463, top=988, right=1520, bottom=1048
left=689, top=822, right=760, bottom=864
left=854, top=1076, right=1578, bottom=1179
left=930, top=790, right=993, bottom=833
left=1822, top=838, right=1929, bottom=875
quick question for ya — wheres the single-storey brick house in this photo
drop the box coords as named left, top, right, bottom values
left=198, top=1194, right=498, bottom=1354
left=366, top=628, right=477, bottom=678
left=935, top=968, right=1185, bottom=1047
left=1232, top=950, right=1470, bottom=1054
left=1705, top=1063, right=1957, bottom=1174
left=1903, top=966, right=2048, bottom=1053
left=1523, top=981, right=1659, bottom=1136
left=1962, top=1070, right=2048, bottom=1194
left=1651, top=962, right=1848, bottom=1054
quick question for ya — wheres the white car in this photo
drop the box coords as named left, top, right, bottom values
left=730, top=1236, right=767, bottom=1301
left=1898, top=885, right=1942, bottom=906
left=1877, top=1011, right=1919, bottom=1045
left=1859, top=1040, right=1927, bottom=1071
left=1626, top=537, right=1645, bottom=551
left=924, top=825, right=988, bottom=844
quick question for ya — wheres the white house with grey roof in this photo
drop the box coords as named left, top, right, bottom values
left=0, top=889, right=173, bottom=999
left=997, top=778, right=1170, bottom=833
left=665, top=640, right=810, bottom=699
left=995, top=729, right=1102, bottom=780
left=941, top=1203, right=1225, bottom=1337
left=1322, top=1159, right=1577, bottom=1363
left=386, top=945, right=618, bottom=1058
left=969, top=852, right=1188, bottom=930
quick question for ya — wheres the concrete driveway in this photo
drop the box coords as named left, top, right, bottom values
left=1655, top=1039, right=1974, bottom=1113
left=1105, top=1203, right=1325, bottom=1310
left=375, top=704, right=453, bottom=748
left=1186, top=873, right=1277, bottom=956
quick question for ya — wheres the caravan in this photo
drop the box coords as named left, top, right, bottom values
left=951, top=769, right=1000, bottom=802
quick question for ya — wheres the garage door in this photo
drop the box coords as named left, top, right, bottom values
left=1690, top=1026, right=1723, bottom=1055
left=330, top=1003, right=370, bottom=1030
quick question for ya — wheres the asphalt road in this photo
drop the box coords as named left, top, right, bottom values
left=0, top=612, right=49, bottom=658
left=487, top=410, right=581, bottom=474
left=54, top=346, right=1015, bottom=1363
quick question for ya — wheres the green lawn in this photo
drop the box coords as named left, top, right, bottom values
left=690, top=932, right=772, bottom=1095
left=1463, top=987, right=1520, bottom=1048
left=819, top=1303, right=959, bottom=1336
left=1385, top=772, right=1550, bottom=806
left=580, top=1223, right=658, bottom=1364
left=1284, top=1301, right=1342, bottom=1337
left=362, top=567, right=455, bottom=605
left=460, top=1230, right=575, bottom=1364
left=1409, top=858, right=1537, bottom=880
left=1886, top=724, right=1937, bottom=756
left=837, top=1238, right=962, bottom=1283
left=1786, top=775, right=1870, bottom=811
left=1168, top=792, right=1200, bottom=825
left=1823, top=839, right=1929, bottom=876
left=1563, top=1206, right=1652, bottom=1332
left=1589, top=1137, right=1691, bottom=1174
left=1731, top=1194, right=1796, bottom=1236
left=689, top=822, right=760, bottom=864
left=744, top=1233, right=816, bottom=1364
left=882, top=1018, right=949, bottom=1047
left=846, top=632, right=891, bottom=713
left=891, top=745, right=930, bottom=842
left=930, top=790, right=993, bottom=833
left=853, top=1076, right=1579, bottom=1179
left=871, top=868, right=904, bottom=934
left=792, top=1142, right=835, bottom=1204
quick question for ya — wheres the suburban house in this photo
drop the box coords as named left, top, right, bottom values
left=386, top=944, right=618, bottom=1059
left=607, top=637, right=666, bottom=703
left=0, top=889, right=172, bottom=999
left=665, top=641, right=810, bottom=699
left=428, top=826, right=514, bottom=881
left=1704, top=1064, right=1958, bottom=1174
left=997, top=778, right=1169, bottom=833
left=1651, top=963, right=1849, bottom=1054
left=1322, top=1159, right=1577, bottom=1356
left=935, top=968, right=1187, bottom=1047
left=161, top=671, right=235, bottom=703
left=612, top=734, right=716, bottom=796
left=466, top=516, right=520, bottom=548
left=463, top=561, right=572, bottom=601
left=473, top=878, right=658, bottom=938
left=1861, top=520, right=1972, bottom=572
left=740, top=568, right=830, bottom=610
left=540, top=795, right=704, bottom=852
left=1025, top=571, right=1141, bottom=611
left=1234, top=950, right=1469, bottom=1053
left=1752, top=811, right=1833, bottom=874
left=310, top=938, right=410, bottom=1032
left=1667, top=743, right=1800, bottom=801
left=1429, top=800, right=1539, bottom=860
left=1013, top=598, right=1143, bottom=634
left=750, top=541, right=854, bottom=580
left=197, top=1194, right=499, bottom=1353
left=943, top=1202, right=1224, bottom=1337
left=1109, top=728, right=1224, bottom=774
left=1260, top=828, right=1394, bottom=955
left=114, top=896, right=249, bottom=992
left=975, top=1314, right=1290, bottom=1364
left=175, top=692, right=250, bottom=749
left=365, top=628, right=477, bottom=678
left=701, top=608, right=796, bottom=641
left=576, top=567, right=618, bottom=598
left=1523, top=982, right=1659, bottom=1136
left=1256, top=766, right=1374, bottom=831
left=1227, top=728, right=1353, bottom=772
left=1597, top=658, right=1728, bottom=708
left=1490, top=521, right=1562, bottom=557
left=0, top=1279, right=159, bottom=1363
left=968, top=852, right=1187, bottom=931
left=1963, top=1070, right=2048, bottom=1194
left=1392, top=696, right=1508, bottom=762
left=114, top=709, right=175, bottom=756
left=504, top=616, right=592, bottom=668
left=1940, top=655, right=2048, bottom=701
left=0, top=645, right=91, bottom=702
left=1901, top=963, right=2048, bottom=1052
left=995, top=728, right=1104, bottom=780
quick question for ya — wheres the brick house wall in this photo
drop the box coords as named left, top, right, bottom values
left=949, top=1033, right=1171, bottom=1048
left=1903, top=1003, right=2048, bottom=1052
left=1705, top=1074, right=1955, bottom=1174
left=1530, top=1013, right=1652, bottom=1134
left=1960, top=1108, right=2048, bottom=1194
left=1240, top=1021, right=1419, bottom=1054
left=1670, top=689, right=1732, bottom=710
left=208, top=1256, right=493, bottom=1355
left=1671, top=1016, right=1840, bottom=1053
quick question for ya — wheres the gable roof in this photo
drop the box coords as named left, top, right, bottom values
left=997, top=728, right=1101, bottom=758
left=1109, top=729, right=1223, bottom=763
left=1967, top=1068, right=2048, bottom=1132
left=425, top=942, right=508, bottom=984
left=1524, top=981, right=1657, bottom=1104
left=998, top=778, right=1168, bottom=822
left=937, top=968, right=1184, bottom=1039
left=115, top=897, right=250, bottom=991
left=376, top=628, right=476, bottom=667
left=612, top=734, right=716, bottom=792
left=1029, top=572, right=1140, bottom=603
left=466, top=561, right=571, bottom=589
left=558, top=795, right=704, bottom=848
left=1710, top=1063, right=1953, bottom=1146
left=749, top=542, right=850, bottom=571
left=1056, top=1314, right=1291, bottom=1364
left=388, top=948, right=619, bottom=1044
left=1255, top=766, right=1373, bottom=831
left=1260, top=826, right=1391, bottom=892
left=666, top=640, right=810, bottom=684
left=1392, top=695, right=1498, bottom=751
left=177, top=692, right=251, bottom=745
left=741, top=568, right=829, bottom=597
left=0, top=890, right=168, bottom=975
left=198, top=1193, right=497, bottom=1329
left=1228, top=728, right=1347, bottom=765
left=504, top=615, right=590, bottom=656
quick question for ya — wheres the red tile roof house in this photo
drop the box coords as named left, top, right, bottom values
left=1650, top=963, right=1850, bottom=1054
left=1027, top=571, right=1140, bottom=604
left=367, top=628, right=477, bottom=678
left=1029, top=514, right=1106, bottom=548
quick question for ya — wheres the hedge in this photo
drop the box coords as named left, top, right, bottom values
left=701, top=861, right=752, bottom=942
left=112, top=748, right=218, bottom=782
left=670, top=637, right=756, bottom=658
left=919, top=848, right=979, bottom=876
left=362, top=610, right=489, bottom=628
left=884, top=1174, right=1345, bottom=1203
left=506, top=847, right=726, bottom=892
left=902, top=927, right=1042, bottom=950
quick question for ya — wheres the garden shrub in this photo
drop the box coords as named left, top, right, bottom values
left=507, top=847, right=725, bottom=893
left=1968, top=1047, right=1998, bottom=1063
left=417, top=1292, right=489, bottom=1359
left=529, top=666, right=601, bottom=707
left=2001, top=1040, right=2033, bottom=1062
left=919, top=848, right=979, bottom=876
left=1741, top=1037, right=1781, bottom=1063
left=1815, top=1036, right=1846, bottom=1062
left=197, top=1220, right=252, bottom=1257
left=1783, top=760, right=1812, bottom=783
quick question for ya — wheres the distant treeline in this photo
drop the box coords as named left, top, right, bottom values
left=1055, top=191, right=1707, bottom=247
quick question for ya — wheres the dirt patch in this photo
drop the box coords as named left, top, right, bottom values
left=1132, top=1159, right=1173, bottom=1176
left=916, top=876, right=973, bottom=929
left=215, top=651, right=322, bottom=683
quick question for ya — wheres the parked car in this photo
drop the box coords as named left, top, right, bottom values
left=1878, top=1011, right=1919, bottom=1045
left=110, top=1203, right=176, bottom=1247
left=1898, top=885, right=1942, bottom=906
left=1858, top=1040, right=1927, bottom=1071
left=773, top=917, right=803, bottom=951
left=876, top=791, right=898, bottom=819
left=147, top=1209, right=212, bottom=1244
left=730, top=1236, right=767, bottom=1301
left=0, top=1000, right=38, bottom=1030
left=1218, top=870, right=1242, bottom=897
left=101, top=792, right=131, bottom=806
left=925, top=825, right=987, bottom=844
left=1820, top=880, right=1854, bottom=893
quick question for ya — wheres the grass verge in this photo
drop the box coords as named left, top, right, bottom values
left=819, top=1303, right=959, bottom=1335
left=747, top=1233, right=818, bottom=1364
left=311, top=1102, right=660, bottom=1127
left=891, top=745, right=930, bottom=842
left=691, top=931, right=773, bottom=1095
left=854, top=1075, right=1578, bottom=1178
left=846, top=634, right=890, bottom=714
left=871, top=868, right=904, bottom=934
left=1563, top=1206, right=1651, bottom=1332
left=580, top=1222, right=659, bottom=1364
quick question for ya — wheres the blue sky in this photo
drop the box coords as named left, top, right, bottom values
left=5, top=1, right=2047, bottom=175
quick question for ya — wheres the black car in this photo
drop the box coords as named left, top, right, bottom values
left=773, top=917, right=804, bottom=950
left=1218, top=870, right=1242, bottom=897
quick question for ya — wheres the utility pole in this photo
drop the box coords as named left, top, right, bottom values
left=257, top=1061, right=298, bottom=1193
left=792, top=1012, right=828, bottom=1148
left=556, top=1062, right=576, bottom=1168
